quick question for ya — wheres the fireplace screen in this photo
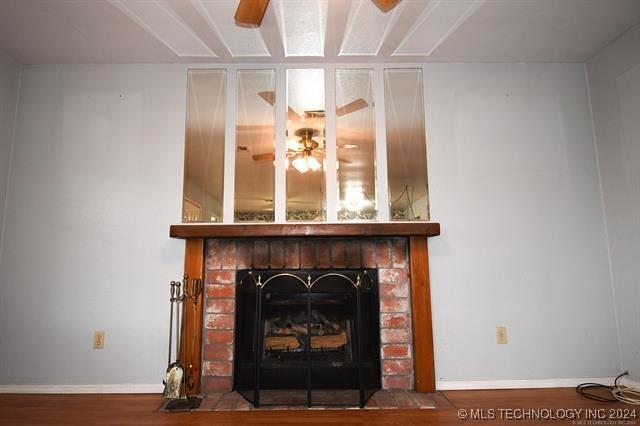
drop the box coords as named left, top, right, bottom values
left=234, top=269, right=380, bottom=407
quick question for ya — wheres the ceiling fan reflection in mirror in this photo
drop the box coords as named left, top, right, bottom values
left=234, top=0, right=400, bottom=28
left=257, top=91, right=369, bottom=121
left=249, top=127, right=358, bottom=173
left=243, top=89, right=366, bottom=172
left=253, top=127, right=324, bottom=173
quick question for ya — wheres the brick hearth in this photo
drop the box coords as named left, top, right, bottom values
left=201, top=237, right=415, bottom=395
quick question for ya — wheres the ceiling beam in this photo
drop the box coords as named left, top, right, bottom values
left=392, top=0, right=485, bottom=57
left=324, top=0, right=352, bottom=59
left=377, top=0, right=430, bottom=57
left=258, top=0, right=285, bottom=59
left=427, top=0, right=485, bottom=56
left=108, top=0, right=215, bottom=58
left=169, top=0, right=233, bottom=58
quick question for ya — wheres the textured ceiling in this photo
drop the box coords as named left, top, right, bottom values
left=0, top=0, right=639, bottom=64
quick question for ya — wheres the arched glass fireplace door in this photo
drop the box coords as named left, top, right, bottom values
left=234, top=269, right=380, bottom=408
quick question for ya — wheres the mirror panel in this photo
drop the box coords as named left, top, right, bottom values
left=383, top=69, right=429, bottom=221
left=335, top=69, right=377, bottom=221
left=286, top=69, right=326, bottom=221
left=183, top=69, right=226, bottom=223
left=234, top=70, right=276, bottom=222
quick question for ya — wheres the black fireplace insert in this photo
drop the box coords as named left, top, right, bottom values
left=233, top=269, right=380, bottom=407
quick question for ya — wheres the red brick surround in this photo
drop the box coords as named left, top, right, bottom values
left=201, top=237, right=414, bottom=395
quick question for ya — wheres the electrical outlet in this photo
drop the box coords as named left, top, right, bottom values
left=496, top=326, right=508, bottom=344
left=93, top=331, right=105, bottom=349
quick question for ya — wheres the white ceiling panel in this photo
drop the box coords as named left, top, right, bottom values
left=192, top=0, right=270, bottom=57
left=274, top=0, right=328, bottom=57
left=0, top=0, right=639, bottom=64
left=109, top=0, right=215, bottom=57
left=0, top=0, right=178, bottom=64
left=339, top=0, right=405, bottom=56
left=393, top=0, right=484, bottom=56
left=428, top=0, right=640, bottom=62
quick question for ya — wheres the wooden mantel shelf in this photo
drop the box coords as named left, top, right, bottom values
left=170, top=222, right=440, bottom=239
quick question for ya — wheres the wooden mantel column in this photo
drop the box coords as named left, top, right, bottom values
left=408, top=236, right=436, bottom=392
left=180, top=238, right=205, bottom=395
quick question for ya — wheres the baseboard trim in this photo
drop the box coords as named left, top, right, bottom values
left=1, top=378, right=626, bottom=394
left=436, top=377, right=616, bottom=390
left=621, top=377, right=640, bottom=389
left=0, top=384, right=164, bottom=394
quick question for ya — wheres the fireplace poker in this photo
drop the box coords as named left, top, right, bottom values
left=166, top=281, right=175, bottom=371
left=185, top=277, right=202, bottom=394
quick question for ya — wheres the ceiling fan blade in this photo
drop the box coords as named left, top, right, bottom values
left=237, top=197, right=273, bottom=202
left=338, top=143, right=359, bottom=150
left=258, top=92, right=303, bottom=123
left=287, top=139, right=303, bottom=151
left=336, top=98, right=368, bottom=117
left=282, top=199, right=311, bottom=204
left=371, top=0, right=400, bottom=13
left=236, top=124, right=275, bottom=131
left=252, top=152, right=275, bottom=162
left=258, top=90, right=275, bottom=106
left=234, top=0, right=270, bottom=28
left=238, top=195, right=307, bottom=205
left=288, top=106, right=303, bottom=122
left=304, top=110, right=325, bottom=119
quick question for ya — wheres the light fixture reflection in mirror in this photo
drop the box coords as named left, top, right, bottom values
left=286, top=69, right=326, bottom=221
left=336, top=69, right=377, bottom=221
left=343, top=186, right=366, bottom=212
left=291, top=151, right=322, bottom=173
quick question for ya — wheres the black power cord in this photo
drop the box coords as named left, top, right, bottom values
left=576, top=372, right=628, bottom=402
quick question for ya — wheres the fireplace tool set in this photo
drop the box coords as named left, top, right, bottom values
left=162, top=274, right=202, bottom=411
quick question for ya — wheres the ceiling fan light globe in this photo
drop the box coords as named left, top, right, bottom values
left=292, top=155, right=310, bottom=173
left=307, top=156, right=322, bottom=171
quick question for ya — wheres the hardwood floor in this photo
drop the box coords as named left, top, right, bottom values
left=0, top=388, right=634, bottom=425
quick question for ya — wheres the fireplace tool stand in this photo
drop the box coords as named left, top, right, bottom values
left=164, top=274, right=203, bottom=412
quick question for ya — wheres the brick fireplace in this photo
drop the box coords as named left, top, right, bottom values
left=201, top=237, right=414, bottom=395
left=169, top=223, right=440, bottom=398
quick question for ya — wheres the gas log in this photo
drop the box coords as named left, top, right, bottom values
left=264, top=311, right=349, bottom=352
left=311, top=331, right=348, bottom=350
left=264, top=336, right=300, bottom=351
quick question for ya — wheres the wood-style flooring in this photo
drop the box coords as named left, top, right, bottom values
left=0, top=388, right=635, bottom=425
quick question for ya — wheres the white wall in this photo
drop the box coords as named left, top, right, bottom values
left=0, top=62, right=620, bottom=388
left=587, top=25, right=640, bottom=382
left=425, top=63, right=620, bottom=384
left=0, top=65, right=185, bottom=386
left=0, top=52, right=21, bottom=255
